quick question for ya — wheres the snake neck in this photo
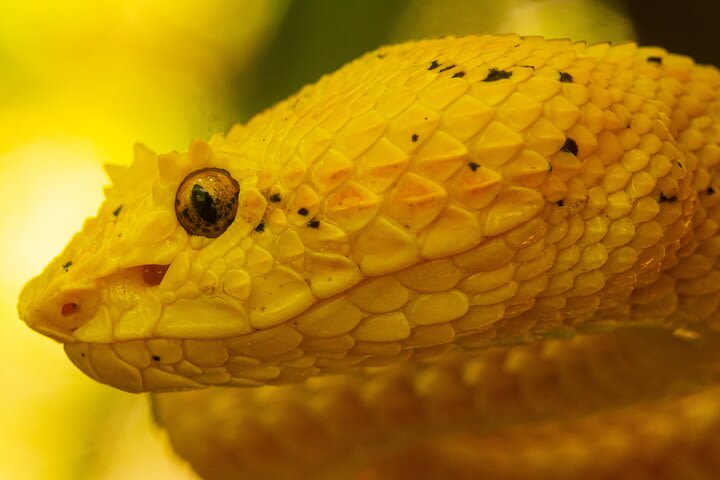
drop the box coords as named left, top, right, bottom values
left=625, top=64, right=720, bottom=329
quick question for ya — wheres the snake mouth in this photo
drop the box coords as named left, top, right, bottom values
left=33, top=320, right=78, bottom=343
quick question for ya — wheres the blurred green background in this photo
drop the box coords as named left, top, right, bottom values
left=0, top=0, right=716, bottom=478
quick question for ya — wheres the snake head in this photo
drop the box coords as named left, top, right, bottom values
left=17, top=135, right=308, bottom=392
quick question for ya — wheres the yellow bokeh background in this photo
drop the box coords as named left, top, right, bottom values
left=0, top=1, right=634, bottom=478
left=0, top=2, right=287, bottom=478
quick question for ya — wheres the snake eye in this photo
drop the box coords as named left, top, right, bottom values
left=175, top=168, right=239, bottom=238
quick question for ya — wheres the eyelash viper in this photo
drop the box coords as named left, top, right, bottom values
left=17, top=34, right=720, bottom=479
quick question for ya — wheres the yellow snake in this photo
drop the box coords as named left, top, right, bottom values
left=17, top=34, right=720, bottom=479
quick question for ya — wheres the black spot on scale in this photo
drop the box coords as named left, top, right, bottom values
left=647, top=56, right=663, bottom=64
left=269, top=193, right=282, bottom=203
left=561, top=138, right=579, bottom=156
left=307, top=218, right=320, bottom=229
left=297, top=207, right=309, bottom=216
left=483, top=68, right=512, bottom=82
left=112, top=205, right=123, bottom=216
left=659, top=193, right=678, bottom=203
left=559, top=71, right=574, bottom=83
left=707, top=186, right=716, bottom=195
left=255, top=222, right=265, bottom=232
left=468, top=162, right=480, bottom=172
left=452, top=71, right=465, bottom=78
left=411, top=134, right=419, bottom=142
left=62, top=261, right=72, bottom=271
left=428, top=60, right=441, bottom=70
left=152, top=355, right=161, bottom=361
left=439, top=64, right=456, bottom=73
left=556, top=200, right=564, bottom=207
left=191, top=184, right=218, bottom=224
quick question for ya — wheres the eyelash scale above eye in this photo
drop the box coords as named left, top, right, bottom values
left=175, top=168, right=239, bottom=238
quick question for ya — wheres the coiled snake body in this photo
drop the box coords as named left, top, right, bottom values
left=18, top=35, right=720, bottom=478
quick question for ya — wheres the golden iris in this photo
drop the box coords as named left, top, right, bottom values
left=175, top=168, right=239, bottom=238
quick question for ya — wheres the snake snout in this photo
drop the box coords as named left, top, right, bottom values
left=23, top=287, right=101, bottom=343
left=20, top=263, right=170, bottom=344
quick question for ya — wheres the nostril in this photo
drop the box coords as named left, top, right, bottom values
left=141, top=264, right=170, bottom=286
left=61, top=302, right=79, bottom=316
left=55, top=298, right=86, bottom=333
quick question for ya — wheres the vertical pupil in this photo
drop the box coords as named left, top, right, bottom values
left=191, top=184, right=218, bottom=223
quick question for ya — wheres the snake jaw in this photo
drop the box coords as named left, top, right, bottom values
left=63, top=340, right=206, bottom=393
